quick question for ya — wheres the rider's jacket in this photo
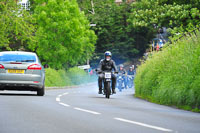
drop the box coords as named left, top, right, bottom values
left=99, top=59, right=117, bottom=72
left=128, top=70, right=135, bottom=75
left=118, top=69, right=126, bottom=75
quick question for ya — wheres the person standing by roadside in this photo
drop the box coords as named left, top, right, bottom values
left=156, top=43, right=160, bottom=51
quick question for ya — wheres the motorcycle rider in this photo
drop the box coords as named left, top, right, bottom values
left=127, top=66, right=135, bottom=88
left=128, top=66, right=135, bottom=75
left=118, top=64, right=127, bottom=89
left=132, top=65, right=136, bottom=74
left=98, top=51, right=118, bottom=94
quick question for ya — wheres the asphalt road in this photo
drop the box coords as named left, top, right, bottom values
left=0, top=83, right=200, bottom=133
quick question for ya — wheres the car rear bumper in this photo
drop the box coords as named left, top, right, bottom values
left=0, top=74, right=44, bottom=90
left=0, top=81, right=44, bottom=91
left=0, top=73, right=43, bottom=81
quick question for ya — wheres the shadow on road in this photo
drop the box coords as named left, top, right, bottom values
left=0, top=92, right=37, bottom=96
left=89, top=95, right=117, bottom=99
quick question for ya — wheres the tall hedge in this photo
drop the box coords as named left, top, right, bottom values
left=135, top=30, right=200, bottom=112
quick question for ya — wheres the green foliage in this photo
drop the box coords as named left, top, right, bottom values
left=45, top=67, right=97, bottom=87
left=135, top=30, right=200, bottom=111
left=66, top=67, right=96, bottom=85
left=128, top=0, right=200, bottom=35
left=1, top=0, right=96, bottom=69
left=45, top=68, right=71, bottom=87
left=77, top=0, right=149, bottom=64
left=0, top=0, right=36, bottom=51
left=66, top=67, right=88, bottom=85
left=32, top=0, right=97, bottom=69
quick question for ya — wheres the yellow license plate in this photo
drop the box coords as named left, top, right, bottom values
left=8, top=69, right=25, bottom=74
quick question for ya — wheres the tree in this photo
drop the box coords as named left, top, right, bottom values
left=128, top=0, right=200, bottom=36
left=77, top=0, right=143, bottom=65
left=0, top=0, right=36, bottom=51
left=32, top=0, right=97, bottom=69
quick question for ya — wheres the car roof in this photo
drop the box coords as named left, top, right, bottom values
left=0, top=51, right=36, bottom=55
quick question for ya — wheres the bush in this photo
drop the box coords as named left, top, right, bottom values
left=135, top=30, right=200, bottom=112
left=66, top=67, right=89, bottom=85
left=45, top=67, right=97, bottom=87
left=45, top=68, right=71, bottom=87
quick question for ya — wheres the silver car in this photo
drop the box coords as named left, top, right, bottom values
left=0, top=51, right=45, bottom=96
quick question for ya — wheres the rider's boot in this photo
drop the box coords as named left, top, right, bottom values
left=112, top=88, right=116, bottom=94
left=98, top=89, right=102, bottom=94
left=112, top=75, right=117, bottom=94
left=98, top=77, right=103, bottom=94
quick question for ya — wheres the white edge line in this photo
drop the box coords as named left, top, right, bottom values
left=114, top=118, right=173, bottom=132
left=59, top=102, right=70, bottom=107
left=74, top=107, right=101, bottom=115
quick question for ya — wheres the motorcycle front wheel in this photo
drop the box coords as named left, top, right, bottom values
left=104, top=82, right=111, bottom=99
left=118, top=81, right=122, bottom=92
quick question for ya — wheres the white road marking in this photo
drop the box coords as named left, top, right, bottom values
left=74, top=107, right=101, bottom=115
left=56, top=97, right=60, bottom=102
left=56, top=92, right=174, bottom=132
left=63, top=92, right=68, bottom=95
left=56, top=92, right=100, bottom=115
left=56, top=93, right=71, bottom=107
left=59, top=102, right=70, bottom=107
left=114, top=117, right=173, bottom=132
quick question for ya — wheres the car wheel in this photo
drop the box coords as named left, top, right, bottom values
left=37, top=85, right=45, bottom=96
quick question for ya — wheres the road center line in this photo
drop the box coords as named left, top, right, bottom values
left=59, top=102, right=70, bottom=107
left=56, top=97, right=60, bottom=102
left=74, top=107, right=101, bottom=115
left=63, top=92, right=69, bottom=95
left=114, top=117, right=173, bottom=132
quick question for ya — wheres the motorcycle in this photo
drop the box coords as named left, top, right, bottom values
left=96, top=68, right=117, bottom=99
left=127, top=75, right=134, bottom=88
left=103, top=72, right=112, bottom=98
left=117, top=73, right=124, bottom=92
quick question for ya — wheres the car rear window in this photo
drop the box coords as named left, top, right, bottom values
left=0, top=53, right=36, bottom=62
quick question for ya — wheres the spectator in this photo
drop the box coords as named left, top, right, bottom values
left=156, top=43, right=160, bottom=51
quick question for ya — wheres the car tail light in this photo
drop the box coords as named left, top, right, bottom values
left=27, top=64, right=42, bottom=70
left=0, top=64, right=5, bottom=69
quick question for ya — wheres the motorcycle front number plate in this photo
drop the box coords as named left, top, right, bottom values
left=105, top=72, right=111, bottom=78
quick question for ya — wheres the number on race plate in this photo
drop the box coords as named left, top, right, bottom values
left=105, top=72, right=111, bottom=78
